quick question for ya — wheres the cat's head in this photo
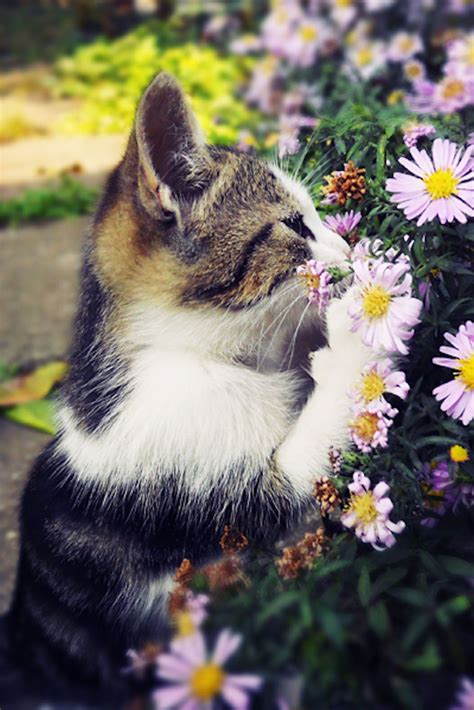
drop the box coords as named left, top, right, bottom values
left=93, top=73, right=349, bottom=353
left=93, top=73, right=348, bottom=364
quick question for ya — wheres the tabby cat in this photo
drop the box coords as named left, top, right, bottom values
left=4, top=72, right=371, bottom=702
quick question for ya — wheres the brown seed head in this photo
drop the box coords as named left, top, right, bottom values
left=312, top=476, right=342, bottom=516
left=219, top=525, right=249, bottom=555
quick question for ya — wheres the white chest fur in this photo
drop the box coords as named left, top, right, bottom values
left=58, top=346, right=298, bottom=494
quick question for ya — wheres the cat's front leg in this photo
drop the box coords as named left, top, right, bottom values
left=275, top=287, right=373, bottom=495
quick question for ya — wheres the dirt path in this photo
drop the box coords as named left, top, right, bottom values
left=0, top=216, right=87, bottom=612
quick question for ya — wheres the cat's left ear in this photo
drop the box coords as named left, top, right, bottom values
left=134, top=72, right=212, bottom=217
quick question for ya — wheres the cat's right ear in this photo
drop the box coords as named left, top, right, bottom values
left=134, top=72, right=211, bottom=219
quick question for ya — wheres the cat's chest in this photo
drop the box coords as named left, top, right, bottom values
left=58, top=349, right=300, bottom=490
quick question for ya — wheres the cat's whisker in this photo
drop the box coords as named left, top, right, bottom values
left=282, top=301, right=311, bottom=371
left=256, top=291, right=304, bottom=371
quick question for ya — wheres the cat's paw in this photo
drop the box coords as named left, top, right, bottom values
left=310, top=288, right=373, bottom=384
left=325, top=286, right=360, bottom=350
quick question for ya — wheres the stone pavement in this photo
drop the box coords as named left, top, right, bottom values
left=0, top=216, right=86, bottom=613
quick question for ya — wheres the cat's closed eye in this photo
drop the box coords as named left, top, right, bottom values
left=282, top=214, right=315, bottom=241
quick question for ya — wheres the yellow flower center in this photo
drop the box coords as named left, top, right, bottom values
left=350, top=491, right=378, bottom=524
left=399, top=37, right=415, bottom=52
left=356, top=47, right=374, bottom=66
left=441, top=78, right=464, bottom=99
left=336, top=0, right=352, bottom=6
left=307, top=274, right=321, bottom=289
left=299, top=25, right=318, bottom=42
left=362, top=285, right=391, bottom=319
left=174, top=611, right=196, bottom=638
left=352, top=412, right=379, bottom=442
left=405, top=62, right=422, bottom=79
left=458, top=353, right=474, bottom=390
left=450, top=445, right=469, bottom=463
left=420, top=482, right=445, bottom=511
left=424, top=168, right=458, bottom=199
left=190, top=663, right=225, bottom=701
left=464, top=39, right=474, bottom=66
left=361, top=371, right=385, bottom=402
left=387, top=89, right=405, bottom=105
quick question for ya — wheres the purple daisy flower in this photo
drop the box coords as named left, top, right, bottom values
left=402, top=122, right=436, bottom=148
left=386, top=139, right=474, bottom=226
left=296, top=259, right=332, bottom=309
left=154, top=629, right=261, bottom=709
left=450, top=677, right=474, bottom=710
left=433, top=321, right=474, bottom=426
left=323, top=210, right=362, bottom=239
left=348, top=259, right=422, bottom=355
left=433, top=75, right=474, bottom=114
left=341, top=472, right=405, bottom=550
left=352, top=359, right=410, bottom=411
left=349, top=399, right=398, bottom=453
left=420, top=460, right=456, bottom=527
left=445, top=33, right=474, bottom=80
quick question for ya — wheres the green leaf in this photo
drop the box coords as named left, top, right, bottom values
left=0, top=361, right=68, bottom=406
left=389, top=588, right=428, bottom=607
left=5, top=399, right=56, bottom=434
left=318, top=609, right=344, bottom=649
left=401, top=615, right=431, bottom=652
left=404, top=640, right=441, bottom=671
left=439, top=556, right=474, bottom=578
left=357, top=566, right=371, bottom=607
left=255, top=592, right=300, bottom=626
left=370, top=566, right=407, bottom=599
left=367, top=601, right=390, bottom=638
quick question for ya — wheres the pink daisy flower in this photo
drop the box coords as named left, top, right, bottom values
left=172, top=592, right=210, bottom=640
left=284, top=18, right=332, bottom=68
left=402, top=121, right=436, bottom=148
left=348, top=259, right=422, bottom=355
left=296, top=259, right=332, bottom=309
left=450, top=677, right=474, bottom=710
left=341, top=472, right=406, bottom=550
left=403, top=59, right=426, bottom=83
left=352, top=359, right=410, bottom=411
left=349, top=400, right=398, bottom=452
left=433, top=75, right=474, bottom=114
left=433, top=321, right=474, bottom=426
left=154, top=629, right=261, bottom=710
left=445, top=33, right=474, bottom=79
left=386, top=139, right=474, bottom=226
left=388, top=32, right=423, bottom=62
left=323, top=210, right=362, bottom=238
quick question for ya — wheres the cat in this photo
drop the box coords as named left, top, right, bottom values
left=4, top=72, right=371, bottom=703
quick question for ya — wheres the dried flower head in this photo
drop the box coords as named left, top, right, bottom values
left=203, top=555, right=247, bottom=591
left=322, top=161, right=366, bottom=206
left=328, top=446, right=342, bottom=475
left=276, top=545, right=306, bottom=580
left=219, top=525, right=249, bottom=555
left=175, top=558, right=195, bottom=587
left=276, top=527, right=328, bottom=580
left=312, top=476, right=342, bottom=516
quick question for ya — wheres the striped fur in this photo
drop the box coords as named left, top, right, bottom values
left=5, top=73, right=371, bottom=701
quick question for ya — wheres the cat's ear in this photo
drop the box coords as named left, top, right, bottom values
left=135, top=72, right=211, bottom=215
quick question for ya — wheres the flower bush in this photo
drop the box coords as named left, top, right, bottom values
left=122, top=3, right=474, bottom=708
left=52, top=21, right=261, bottom=145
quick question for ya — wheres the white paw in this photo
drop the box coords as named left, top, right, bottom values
left=310, top=346, right=334, bottom=383
left=325, top=286, right=359, bottom=349
left=311, top=287, right=373, bottom=384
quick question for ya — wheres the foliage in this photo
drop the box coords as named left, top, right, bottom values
left=0, top=176, right=98, bottom=227
left=53, top=21, right=261, bottom=145
left=0, top=360, right=67, bottom=435
left=185, top=80, right=474, bottom=709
